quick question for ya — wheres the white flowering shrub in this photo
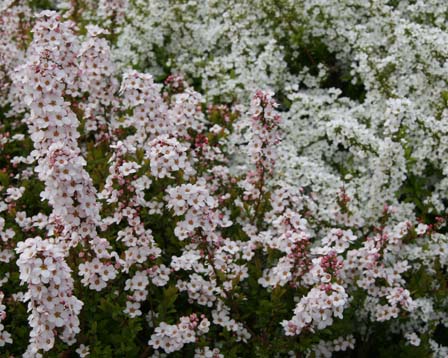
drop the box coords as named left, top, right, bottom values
left=0, top=1, right=447, bottom=357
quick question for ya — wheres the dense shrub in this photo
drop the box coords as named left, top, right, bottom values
left=0, top=1, right=447, bottom=357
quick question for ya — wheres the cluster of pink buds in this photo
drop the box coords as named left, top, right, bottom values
left=248, top=90, right=281, bottom=174
left=164, top=73, right=186, bottom=94
left=319, top=252, right=344, bottom=276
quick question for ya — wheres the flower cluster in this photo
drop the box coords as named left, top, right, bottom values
left=146, top=135, right=195, bottom=179
left=0, top=3, right=448, bottom=357
left=78, top=25, right=118, bottom=134
left=13, top=11, right=120, bottom=353
left=16, top=237, right=83, bottom=355
left=166, top=182, right=216, bottom=217
left=310, top=335, right=356, bottom=358
left=0, top=291, right=12, bottom=347
left=119, top=70, right=167, bottom=145
left=248, top=90, right=282, bottom=174
left=194, top=346, right=224, bottom=358
left=282, top=284, right=348, bottom=336
left=0, top=0, right=32, bottom=112
left=148, top=314, right=210, bottom=353
left=111, top=0, right=448, bottom=225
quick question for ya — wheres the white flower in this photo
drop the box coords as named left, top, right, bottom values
left=76, top=344, right=90, bottom=357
